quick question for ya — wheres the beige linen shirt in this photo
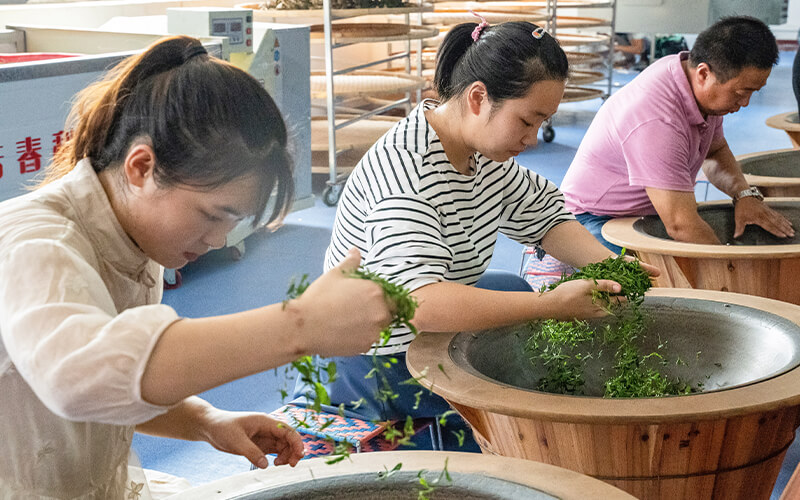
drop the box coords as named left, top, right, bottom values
left=0, top=159, right=180, bottom=499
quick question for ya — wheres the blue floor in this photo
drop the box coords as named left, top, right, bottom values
left=133, top=51, right=800, bottom=496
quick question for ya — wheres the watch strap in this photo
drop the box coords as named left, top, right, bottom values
left=733, top=186, right=764, bottom=203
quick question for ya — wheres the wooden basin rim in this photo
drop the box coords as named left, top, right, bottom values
left=406, top=290, right=800, bottom=499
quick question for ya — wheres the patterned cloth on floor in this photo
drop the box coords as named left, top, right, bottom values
left=269, top=404, right=431, bottom=459
left=521, top=248, right=575, bottom=290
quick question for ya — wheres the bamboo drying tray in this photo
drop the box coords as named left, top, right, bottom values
left=384, top=65, right=436, bottom=80
left=415, top=10, right=548, bottom=25
left=426, top=29, right=609, bottom=50
left=434, top=0, right=611, bottom=11
left=434, top=0, right=547, bottom=13
left=554, top=15, right=610, bottom=28
left=393, top=48, right=437, bottom=64
left=562, top=85, right=603, bottom=102
left=311, top=114, right=400, bottom=151
left=556, top=32, right=610, bottom=47
left=310, top=70, right=427, bottom=98
left=309, top=22, right=438, bottom=43
left=317, top=95, right=407, bottom=114
left=312, top=149, right=365, bottom=174
left=238, top=2, right=434, bottom=21
left=553, top=0, right=614, bottom=5
left=567, top=69, right=605, bottom=86
left=566, top=50, right=604, bottom=66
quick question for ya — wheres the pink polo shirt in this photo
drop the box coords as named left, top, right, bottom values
left=561, top=52, right=724, bottom=216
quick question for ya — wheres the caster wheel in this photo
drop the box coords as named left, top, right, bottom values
left=542, top=126, right=555, bottom=143
left=164, top=269, right=182, bottom=290
left=231, top=242, right=245, bottom=261
left=322, top=184, right=343, bottom=206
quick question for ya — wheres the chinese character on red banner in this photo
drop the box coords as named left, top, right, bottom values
left=52, top=130, right=73, bottom=155
left=17, top=137, right=42, bottom=174
left=0, top=145, right=4, bottom=179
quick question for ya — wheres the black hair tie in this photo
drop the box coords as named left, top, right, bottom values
left=183, top=44, right=208, bottom=63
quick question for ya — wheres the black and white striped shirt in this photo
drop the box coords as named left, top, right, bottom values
left=325, top=100, right=574, bottom=354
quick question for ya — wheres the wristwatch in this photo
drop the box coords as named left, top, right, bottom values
left=732, top=186, right=764, bottom=204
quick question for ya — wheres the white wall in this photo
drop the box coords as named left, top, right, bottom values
left=772, top=0, right=800, bottom=41
left=617, top=0, right=799, bottom=39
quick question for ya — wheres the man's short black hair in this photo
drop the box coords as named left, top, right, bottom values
left=690, top=16, right=779, bottom=82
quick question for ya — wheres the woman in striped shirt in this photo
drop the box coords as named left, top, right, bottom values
left=297, top=21, right=657, bottom=449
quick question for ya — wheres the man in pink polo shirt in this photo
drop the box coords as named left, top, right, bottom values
left=561, top=16, right=794, bottom=251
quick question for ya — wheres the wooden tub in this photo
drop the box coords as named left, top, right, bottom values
left=406, top=289, right=800, bottom=500
left=765, top=112, right=800, bottom=149
left=739, top=149, right=800, bottom=197
left=602, top=199, right=800, bottom=305
left=167, top=451, right=634, bottom=499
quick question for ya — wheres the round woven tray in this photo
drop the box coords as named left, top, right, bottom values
left=312, top=150, right=364, bottom=173
left=391, top=48, right=438, bottom=64
left=310, top=70, right=427, bottom=97
left=567, top=69, right=605, bottom=85
left=384, top=65, right=436, bottom=80
left=432, top=0, right=541, bottom=11
left=562, top=85, right=604, bottom=103
left=434, top=0, right=610, bottom=11
left=309, top=23, right=438, bottom=42
left=554, top=15, right=610, bottom=28
left=425, top=28, right=608, bottom=49
left=311, top=114, right=400, bottom=151
left=238, top=2, right=434, bottom=20
left=418, top=9, right=548, bottom=25
left=565, top=50, right=603, bottom=66
left=311, top=22, right=409, bottom=37
left=556, top=32, right=609, bottom=47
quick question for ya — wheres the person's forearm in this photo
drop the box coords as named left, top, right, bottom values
left=540, top=220, right=617, bottom=267
left=411, top=282, right=562, bottom=333
left=616, top=39, right=644, bottom=55
left=136, top=396, right=212, bottom=440
left=140, top=302, right=309, bottom=406
left=665, top=217, right=721, bottom=244
left=704, top=145, right=749, bottom=197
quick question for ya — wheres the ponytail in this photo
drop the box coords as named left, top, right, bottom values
left=46, top=35, right=294, bottom=227
left=434, top=23, right=477, bottom=101
left=434, top=21, right=569, bottom=104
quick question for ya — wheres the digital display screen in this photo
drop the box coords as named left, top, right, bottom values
left=209, top=17, right=248, bottom=46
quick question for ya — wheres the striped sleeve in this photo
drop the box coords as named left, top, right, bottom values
left=499, top=161, right=575, bottom=245
left=363, top=194, right=450, bottom=293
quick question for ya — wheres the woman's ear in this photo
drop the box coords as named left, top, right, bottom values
left=123, top=142, right=157, bottom=190
left=465, top=81, right=489, bottom=117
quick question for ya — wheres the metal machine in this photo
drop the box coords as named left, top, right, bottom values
left=0, top=12, right=311, bottom=285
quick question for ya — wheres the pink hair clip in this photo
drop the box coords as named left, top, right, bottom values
left=469, top=11, right=489, bottom=42
left=532, top=27, right=546, bottom=39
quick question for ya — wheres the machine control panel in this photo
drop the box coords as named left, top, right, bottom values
left=167, top=7, right=253, bottom=53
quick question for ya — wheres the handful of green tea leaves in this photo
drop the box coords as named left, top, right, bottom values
left=528, top=252, right=695, bottom=398
left=283, top=267, right=418, bottom=408
left=540, top=250, right=652, bottom=307
left=282, top=269, right=451, bottom=495
left=349, top=267, right=418, bottom=346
